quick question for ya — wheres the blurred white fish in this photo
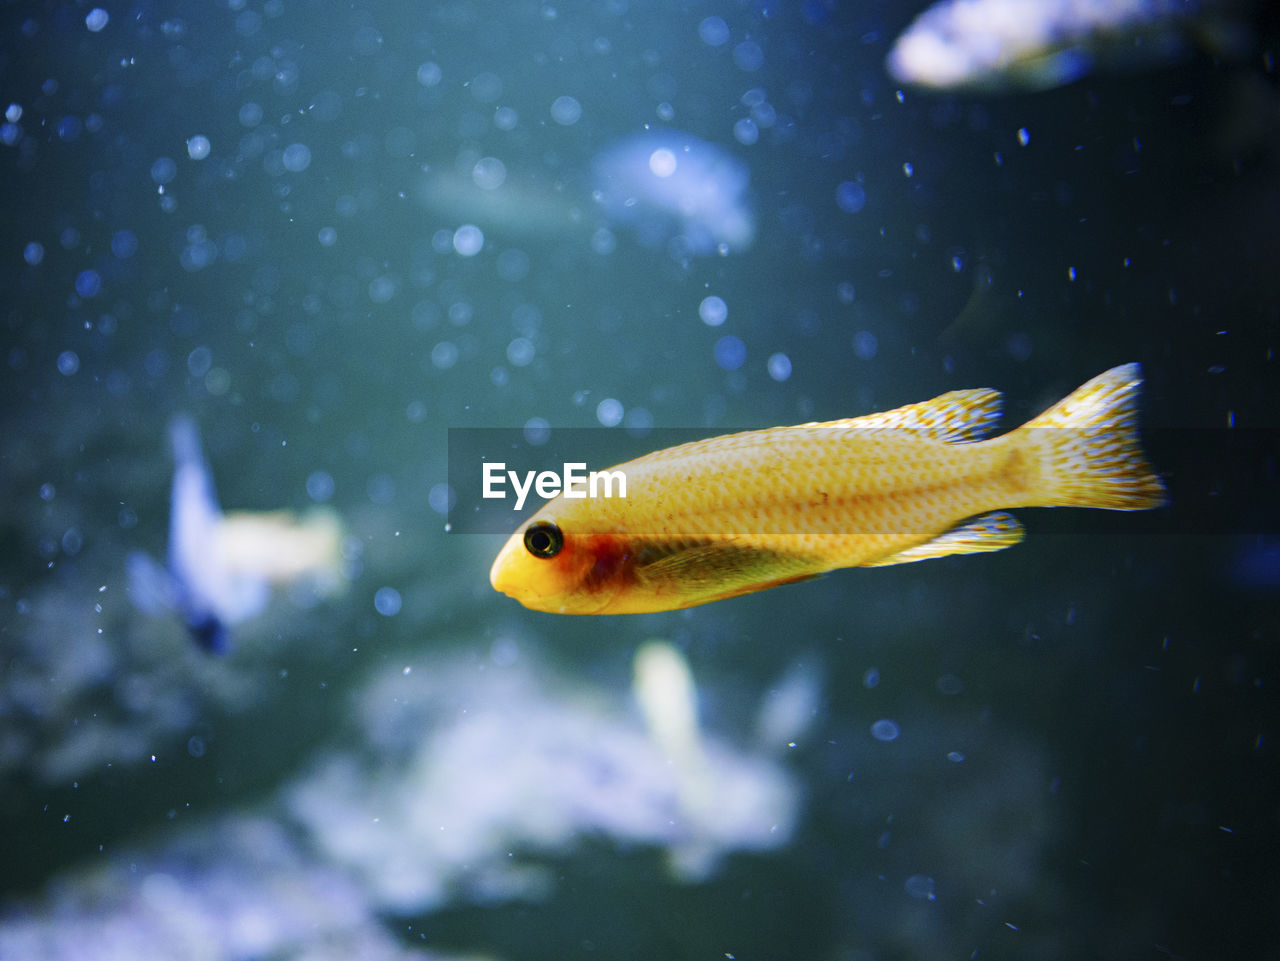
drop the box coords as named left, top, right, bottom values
left=127, top=416, right=345, bottom=652
left=415, top=129, right=754, bottom=260
left=632, top=640, right=714, bottom=876
left=592, top=129, right=755, bottom=256
left=632, top=640, right=822, bottom=880
left=291, top=651, right=799, bottom=909
left=416, top=163, right=588, bottom=241
left=886, top=0, right=1248, bottom=92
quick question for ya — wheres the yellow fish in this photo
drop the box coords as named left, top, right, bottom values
left=489, top=363, right=1166, bottom=615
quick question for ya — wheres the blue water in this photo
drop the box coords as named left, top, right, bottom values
left=3, top=1, right=1279, bottom=959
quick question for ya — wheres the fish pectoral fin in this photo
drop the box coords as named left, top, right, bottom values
left=710, top=570, right=822, bottom=603
left=634, top=539, right=817, bottom=592
left=864, top=511, right=1025, bottom=567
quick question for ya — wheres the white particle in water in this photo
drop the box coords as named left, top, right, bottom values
left=374, top=586, right=402, bottom=616
left=428, top=483, right=455, bottom=515
left=596, top=398, right=624, bottom=427
left=472, top=157, right=506, bottom=190
left=523, top=418, right=551, bottom=446
left=550, top=95, right=582, bottom=125
left=733, top=40, right=763, bottom=71
left=698, top=16, right=729, bottom=46
left=506, top=337, right=535, bottom=367
left=453, top=224, right=484, bottom=257
left=904, top=874, right=936, bottom=901
left=417, top=62, right=442, bottom=87
left=150, top=156, right=177, bottom=184
left=282, top=143, right=311, bottom=172
left=767, top=352, right=792, bottom=382
left=853, top=330, right=878, bottom=359
left=494, top=106, right=518, bottom=130
left=699, top=295, right=728, bottom=326
left=836, top=181, right=866, bottom=213
left=430, top=341, right=458, bottom=369
left=648, top=148, right=677, bottom=177
left=306, top=470, right=335, bottom=502
left=871, top=719, right=900, bottom=742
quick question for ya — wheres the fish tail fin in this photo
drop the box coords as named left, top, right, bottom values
left=1018, top=363, right=1166, bottom=510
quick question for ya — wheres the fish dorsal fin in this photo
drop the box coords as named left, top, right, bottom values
left=809, top=388, right=1003, bottom=444
left=864, top=511, right=1024, bottom=567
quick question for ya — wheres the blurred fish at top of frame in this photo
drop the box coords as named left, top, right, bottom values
left=127, top=416, right=347, bottom=653
left=415, top=128, right=754, bottom=261
left=886, top=0, right=1253, bottom=93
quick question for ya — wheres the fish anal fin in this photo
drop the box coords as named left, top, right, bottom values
left=865, top=511, right=1025, bottom=567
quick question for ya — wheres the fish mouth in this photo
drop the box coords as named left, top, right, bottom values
left=489, top=536, right=616, bottom=615
left=488, top=537, right=520, bottom=596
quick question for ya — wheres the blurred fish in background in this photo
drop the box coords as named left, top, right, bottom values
left=127, top=416, right=347, bottom=652
left=415, top=156, right=587, bottom=245
left=287, top=648, right=805, bottom=912
left=591, top=129, right=756, bottom=259
left=0, top=646, right=807, bottom=959
left=886, top=0, right=1253, bottom=91
left=415, top=128, right=753, bottom=265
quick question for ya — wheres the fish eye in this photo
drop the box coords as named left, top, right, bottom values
left=523, top=520, right=563, bottom=559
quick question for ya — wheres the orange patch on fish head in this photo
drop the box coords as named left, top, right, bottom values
left=489, top=519, right=632, bottom=614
